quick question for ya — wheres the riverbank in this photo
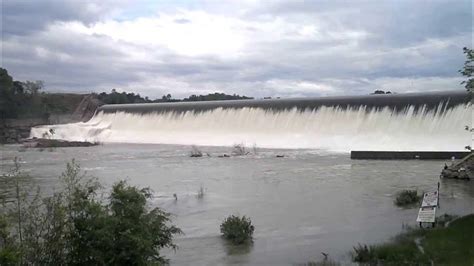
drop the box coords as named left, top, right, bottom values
left=353, top=214, right=474, bottom=265
left=0, top=93, right=100, bottom=144
left=441, top=152, right=473, bottom=180
left=22, top=138, right=99, bottom=148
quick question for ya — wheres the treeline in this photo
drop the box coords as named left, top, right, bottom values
left=371, top=90, right=392, bottom=95
left=0, top=68, right=84, bottom=120
left=183, top=93, right=252, bottom=102
left=0, top=68, right=48, bottom=119
left=96, top=90, right=253, bottom=105
left=0, top=67, right=253, bottom=119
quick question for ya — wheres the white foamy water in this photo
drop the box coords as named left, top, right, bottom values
left=30, top=104, right=471, bottom=152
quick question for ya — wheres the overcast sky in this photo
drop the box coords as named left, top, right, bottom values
left=1, top=0, right=472, bottom=98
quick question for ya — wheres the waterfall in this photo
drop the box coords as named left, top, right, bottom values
left=30, top=103, right=471, bottom=152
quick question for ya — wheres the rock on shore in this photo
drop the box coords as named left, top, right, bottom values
left=441, top=152, right=473, bottom=180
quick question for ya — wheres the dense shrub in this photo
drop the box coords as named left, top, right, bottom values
left=220, top=215, right=254, bottom=244
left=0, top=159, right=182, bottom=265
left=394, top=190, right=421, bottom=207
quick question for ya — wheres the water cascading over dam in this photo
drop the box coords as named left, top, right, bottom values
left=30, top=91, right=471, bottom=152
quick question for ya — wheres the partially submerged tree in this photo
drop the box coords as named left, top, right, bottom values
left=220, top=215, right=254, bottom=245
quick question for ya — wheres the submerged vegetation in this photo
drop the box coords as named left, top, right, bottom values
left=220, top=215, right=255, bottom=245
left=190, top=145, right=203, bottom=157
left=196, top=186, right=205, bottom=199
left=231, top=144, right=250, bottom=156
left=394, top=189, right=421, bottom=207
left=352, top=214, right=474, bottom=265
left=0, top=159, right=182, bottom=265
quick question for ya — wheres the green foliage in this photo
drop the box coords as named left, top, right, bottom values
left=0, top=159, right=182, bottom=265
left=0, top=216, right=20, bottom=265
left=352, top=214, right=474, bottom=265
left=96, top=90, right=253, bottom=105
left=460, top=47, right=474, bottom=93
left=353, top=239, right=429, bottom=265
left=0, top=67, right=253, bottom=120
left=220, top=215, right=254, bottom=245
left=394, top=189, right=421, bottom=207
left=0, top=68, right=85, bottom=122
left=301, top=258, right=340, bottom=266
left=106, top=181, right=182, bottom=265
left=0, top=68, right=49, bottom=119
left=97, top=89, right=152, bottom=104
left=371, top=90, right=392, bottom=95
left=183, top=93, right=252, bottom=102
left=0, top=68, right=16, bottom=118
left=352, top=244, right=375, bottom=263
left=422, top=214, right=474, bottom=265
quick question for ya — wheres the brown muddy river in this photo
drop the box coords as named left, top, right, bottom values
left=1, top=143, right=473, bottom=265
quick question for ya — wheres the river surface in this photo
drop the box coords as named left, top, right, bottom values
left=1, top=143, right=473, bottom=265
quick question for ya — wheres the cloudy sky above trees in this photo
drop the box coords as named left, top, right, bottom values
left=1, top=0, right=471, bottom=98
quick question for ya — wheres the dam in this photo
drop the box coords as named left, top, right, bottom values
left=30, top=90, right=471, bottom=152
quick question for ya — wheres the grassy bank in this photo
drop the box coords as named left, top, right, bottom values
left=353, top=214, right=474, bottom=265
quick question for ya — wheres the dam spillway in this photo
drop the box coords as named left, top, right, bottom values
left=96, top=90, right=468, bottom=114
left=31, top=90, right=472, bottom=152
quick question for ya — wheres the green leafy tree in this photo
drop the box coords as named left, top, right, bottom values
left=0, top=160, right=182, bottom=265
left=0, top=68, right=15, bottom=118
left=461, top=48, right=474, bottom=151
left=106, top=181, right=182, bottom=265
left=460, top=47, right=474, bottom=94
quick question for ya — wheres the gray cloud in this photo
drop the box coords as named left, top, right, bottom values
left=1, top=0, right=131, bottom=36
left=1, top=0, right=471, bottom=99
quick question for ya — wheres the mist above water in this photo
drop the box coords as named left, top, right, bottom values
left=30, top=104, right=471, bottom=152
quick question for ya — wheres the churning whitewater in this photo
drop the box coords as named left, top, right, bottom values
left=30, top=104, right=471, bottom=152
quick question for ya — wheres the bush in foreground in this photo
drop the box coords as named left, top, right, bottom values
left=394, top=189, right=421, bottom=207
left=220, top=215, right=254, bottom=245
left=0, top=159, right=182, bottom=265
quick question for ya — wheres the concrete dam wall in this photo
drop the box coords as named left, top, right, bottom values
left=97, top=90, right=469, bottom=114
left=31, top=90, right=471, bottom=152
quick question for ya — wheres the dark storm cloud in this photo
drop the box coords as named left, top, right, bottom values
left=1, top=0, right=129, bottom=36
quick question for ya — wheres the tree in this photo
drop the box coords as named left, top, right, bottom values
left=460, top=47, right=474, bottom=151
left=22, top=81, right=43, bottom=95
left=0, top=160, right=182, bottom=265
left=0, top=68, right=13, bottom=92
left=0, top=68, right=15, bottom=119
left=460, top=47, right=474, bottom=94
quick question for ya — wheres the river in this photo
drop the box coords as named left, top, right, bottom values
left=1, top=143, right=473, bottom=265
